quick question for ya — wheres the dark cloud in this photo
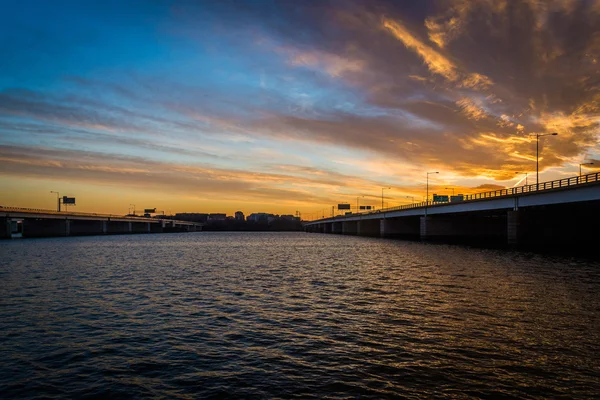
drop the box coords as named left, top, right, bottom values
left=2, top=0, right=599, bottom=194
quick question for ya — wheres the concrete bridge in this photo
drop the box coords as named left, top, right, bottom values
left=304, top=172, right=600, bottom=247
left=1, top=207, right=203, bottom=239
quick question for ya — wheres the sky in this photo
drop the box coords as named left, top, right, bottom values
left=1, top=0, right=599, bottom=218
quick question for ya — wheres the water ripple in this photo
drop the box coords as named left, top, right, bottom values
left=1, top=232, right=599, bottom=399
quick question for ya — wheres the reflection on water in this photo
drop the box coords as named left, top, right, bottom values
left=1, top=232, right=599, bottom=398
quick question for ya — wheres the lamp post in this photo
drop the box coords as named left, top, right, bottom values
left=405, top=195, right=415, bottom=204
left=515, top=172, right=528, bottom=186
left=381, top=187, right=391, bottom=210
left=425, top=172, right=439, bottom=217
left=130, top=204, right=136, bottom=216
left=579, top=162, right=594, bottom=177
left=357, top=195, right=364, bottom=213
left=50, top=191, right=60, bottom=212
left=445, top=187, right=455, bottom=196
left=530, top=132, right=558, bottom=189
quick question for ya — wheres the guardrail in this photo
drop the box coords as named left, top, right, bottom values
left=309, top=171, right=600, bottom=222
left=463, top=172, right=599, bottom=200
left=0, top=206, right=157, bottom=220
left=0, top=207, right=202, bottom=225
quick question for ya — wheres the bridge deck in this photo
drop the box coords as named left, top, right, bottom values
left=0, top=207, right=202, bottom=226
left=306, top=172, right=600, bottom=225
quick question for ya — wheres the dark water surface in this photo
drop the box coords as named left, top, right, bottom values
left=1, top=232, right=599, bottom=399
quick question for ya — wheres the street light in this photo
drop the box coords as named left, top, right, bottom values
left=425, top=172, right=439, bottom=217
left=130, top=204, right=136, bottom=216
left=530, top=132, right=558, bottom=189
left=515, top=172, right=528, bottom=186
left=445, top=187, right=455, bottom=196
left=50, top=191, right=60, bottom=212
left=381, top=187, right=391, bottom=209
left=579, top=162, right=594, bottom=176
left=357, top=195, right=364, bottom=213
left=405, top=195, right=415, bottom=204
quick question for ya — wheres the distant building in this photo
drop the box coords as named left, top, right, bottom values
left=246, top=213, right=275, bottom=223
left=175, top=213, right=209, bottom=223
left=235, top=211, right=245, bottom=221
left=208, top=213, right=226, bottom=221
left=280, top=214, right=300, bottom=222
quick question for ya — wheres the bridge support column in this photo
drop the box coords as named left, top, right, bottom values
left=331, top=222, right=342, bottom=234
left=357, top=219, right=379, bottom=237
left=342, top=221, right=358, bottom=235
left=69, top=220, right=106, bottom=236
left=102, top=221, right=107, bottom=234
left=380, top=218, right=420, bottom=238
left=420, top=214, right=506, bottom=243
left=1, top=218, right=10, bottom=239
left=507, top=210, right=521, bottom=245
left=23, top=218, right=70, bottom=237
left=420, top=217, right=429, bottom=241
left=127, top=222, right=132, bottom=233
left=147, top=222, right=151, bottom=233
left=151, top=223, right=163, bottom=233
left=323, top=223, right=332, bottom=234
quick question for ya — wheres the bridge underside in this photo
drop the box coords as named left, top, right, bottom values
left=305, top=199, right=600, bottom=249
left=1, top=217, right=201, bottom=239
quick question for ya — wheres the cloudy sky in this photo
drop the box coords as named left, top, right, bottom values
left=1, top=0, right=599, bottom=217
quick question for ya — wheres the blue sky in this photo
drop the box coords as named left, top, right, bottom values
left=1, top=0, right=599, bottom=216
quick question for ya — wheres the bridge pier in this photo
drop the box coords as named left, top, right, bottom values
left=23, top=218, right=70, bottom=237
left=331, top=222, right=342, bottom=234
left=358, top=219, right=379, bottom=237
left=131, top=222, right=148, bottom=233
left=69, top=220, right=105, bottom=236
left=420, top=214, right=506, bottom=243
left=380, top=217, right=420, bottom=238
left=507, top=210, right=521, bottom=245
left=513, top=203, right=599, bottom=248
left=151, top=223, right=163, bottom=233
left=342, top=221, right=358, bottom=235
left=1, top=218, right=11, bottom=239
left=107, top=221, right=129, bottom=234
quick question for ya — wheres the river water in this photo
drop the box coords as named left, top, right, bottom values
left=1, top=232, right=599, bottom=399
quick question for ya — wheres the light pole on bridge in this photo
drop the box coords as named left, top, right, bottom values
left=530, top=132, right=558, bottom=189
left=50, top=191, right=60, bottom=212
left=357, top=195, right=365, bottom=213
left=580, top=162, right=594, bottom=177
left=381, top=187, right=391, bottom=210
left=425, top=172, right=439, bottom=218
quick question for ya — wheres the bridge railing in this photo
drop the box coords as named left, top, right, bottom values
left=463, top=172, right=599, bottom=200
left=1, top=206, right=204, bottom=225
left=0, top=206, right=165, bottom=221
left=313, top=171, right=600, bottom=222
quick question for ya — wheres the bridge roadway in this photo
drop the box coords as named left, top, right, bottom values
left=304, top=172, right=600, bottom=247
left=1, top=207, right=203, bottom=239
